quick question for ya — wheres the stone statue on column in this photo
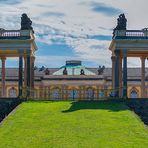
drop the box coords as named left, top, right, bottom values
left=21, top=13, right=34, bottom=33
left=113, top=14, right=127, bottom=37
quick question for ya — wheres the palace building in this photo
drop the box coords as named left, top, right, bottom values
left=0, top=13, right=148, bottom=100
left=0, top=60, right=148, bottom=99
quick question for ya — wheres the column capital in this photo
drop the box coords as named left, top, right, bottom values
left=111, top=56, right=116, bottom=61
left=123, top=50, right=127, bottom=57
left=1, top=57, right=6, bottom=61
left=140, top=57, right=146, bottom=61
left=114, top=50, right=120, bottom=56
left=30, top=56, right=35, bottom=61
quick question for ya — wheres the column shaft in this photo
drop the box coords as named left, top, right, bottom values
left=123, top=51, right=127, bottom=98
left=111, top=56, right=116, bottom=89
left=27, top=56, right=30, bottom=97
left=114, top=51, right=120, bottom=97
left=1, top=57, right=6, bottom=97
left=24, top=57, right=27, bottom=88
left=18, top=56, right=23, bottom=97
left=141, top=57, right=146, bottom=98
left=30, top=57, right=35, bottom=89
left=119, top=57, right=123, bottom=97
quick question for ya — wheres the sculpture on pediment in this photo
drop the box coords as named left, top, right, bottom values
left=63, top=68, right=68, bottom=75
left=45, top=68, right=50, bottom=75
left=21, top=13, right=34, bottom=33
left=80, top=69, right=85, bottom=75
left=98, top=65, right=105, bottom=75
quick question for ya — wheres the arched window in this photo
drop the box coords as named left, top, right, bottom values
left=51, top=88, right=61, bottom=100
left=68, top=89, right=79, bottom=100
left=86, top=88, right=94, bottom=100
left=9, top=87, right=17, bottom=98
left=130, top=87, right=139, bottom=98
left=99, top=90, right=105, bottom=98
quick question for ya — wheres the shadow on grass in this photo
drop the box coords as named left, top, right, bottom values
left=62, top=100, right=127, bottom=113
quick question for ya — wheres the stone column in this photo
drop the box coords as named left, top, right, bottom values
left=24, top=56, right=27, bottom=88
left=141, top=57, right=146, bottom=98
left=119, top=56, right=123, bottom=97
left=26, top=56, right=30, bottom=97
left=18, top=56, right=23, bottom=97
left=114, top=50, right=120, bottom=97
left=123, top=50, right=127, bottom=98
left=1, top=57, right=6, bottom=97
left=30, top=56, right=35, bottom=89
left=111, top=56, right=116, bottom=89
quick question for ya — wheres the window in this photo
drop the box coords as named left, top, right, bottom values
left=9, top=87, right=17, bottom=98
left=87, top=88, right=94, bottom=99
left=51, top=88, right=61, bottom=100
left=68, top=89, right=79, bottom=99
left=130, top=87, right=138, bottom=98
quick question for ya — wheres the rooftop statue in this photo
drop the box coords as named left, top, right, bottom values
left=63, top=68, right=68, bottom=75
left=21, top=13, right=34, bottom=33
left=80, top=69, right=85, bottom=75
left=98, top=65, right=105, bottom=75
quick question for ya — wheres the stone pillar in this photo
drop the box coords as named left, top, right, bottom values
left=119, top=56, right=123, bottom=97
left=114, top=50, right=120, bottom=97
left=24, top=56, right=27, bottom=88
left=111, top=56, right=116, bottom=89
left=1, top=57, right=6, bottom=97
left=141, top=57, right=146, bottom=98
left=18, top=56, right=23, bottom=97
left=123, top=51, right=127, bottom=98
left=26, top=56, right=30, bottom=97
left=30, top=56, right=35, bottom=89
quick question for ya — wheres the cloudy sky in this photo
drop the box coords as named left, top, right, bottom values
left=0, top=0, right=148, bottom=68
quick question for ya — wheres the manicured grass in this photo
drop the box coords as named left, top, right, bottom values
left=0, top=101, right=148, bottom=148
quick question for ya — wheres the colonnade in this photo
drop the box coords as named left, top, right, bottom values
left=0, top=56, right=35, bottom=98
left=112, top=50, right=146, bottom=98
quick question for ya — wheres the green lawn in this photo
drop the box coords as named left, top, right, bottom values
left=0, top=101, right=148, bottom=148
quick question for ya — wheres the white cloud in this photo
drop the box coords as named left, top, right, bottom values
left=0, top=0, right=148, bottom=67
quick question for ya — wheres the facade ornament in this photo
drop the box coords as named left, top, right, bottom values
left=63, top=67, right=68, bottom=75
left=80, top=69, right=85, bottom=75
left=98, top=65, right=105, bottom=75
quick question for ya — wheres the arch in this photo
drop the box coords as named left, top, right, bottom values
left=51, top=87, right=61, bottom=100
left=8, top=87, right=17, bottom=98
left=68, top=88, right=79, bottom=100
left=86, top=87, right=94, bottom=100
left=130, top=87, right=139, bottom=98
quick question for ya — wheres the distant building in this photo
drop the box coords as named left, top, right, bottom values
left=0, top=60, right=148, bottom=99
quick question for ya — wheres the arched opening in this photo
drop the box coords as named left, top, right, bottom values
left=51, top=88, right=61, bottom=100
left=86, top=88, right=94, bottom=100
left=9, top=87, right=17, bottom=98
left=68, top=89, right=79, bottom=100
left=130, top=87, right=139, bottom=98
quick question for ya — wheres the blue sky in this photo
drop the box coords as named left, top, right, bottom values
left=0, top=0, right=148, bottom=68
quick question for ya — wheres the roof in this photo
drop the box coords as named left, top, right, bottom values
left=0, top=68, right=147, bottom=81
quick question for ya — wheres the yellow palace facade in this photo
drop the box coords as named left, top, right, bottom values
left=0, top=60, right=148, bottom=99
